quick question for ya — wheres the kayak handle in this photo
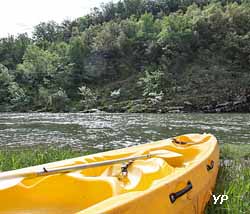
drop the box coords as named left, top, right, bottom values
left=169, top=181, right=193, bottom=203
left=207, top=160, right=214, bottom=171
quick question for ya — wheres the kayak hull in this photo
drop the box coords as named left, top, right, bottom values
left=0, top=133, right=219, bottom=214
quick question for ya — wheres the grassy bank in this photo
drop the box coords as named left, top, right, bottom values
left=0, top=144, right=249, bottom=213
left=206, top=144, right=250, bottom=214
left=0, top=147, right=84, bottom=171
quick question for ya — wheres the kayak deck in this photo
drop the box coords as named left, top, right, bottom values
left=0, top=133, right=219, bottom=214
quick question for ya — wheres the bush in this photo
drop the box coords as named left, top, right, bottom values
left=50, top=89, right=70, bottom=112
left=138, top=68, right=165, bottom=97
left=79, top=86, right=97, bottom=109
left=8, top=83, right=31, bottom=111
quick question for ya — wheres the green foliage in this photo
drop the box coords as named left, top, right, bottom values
left=76, top=17, right=90, bottom=32
left=37, top=87, right=70, bottom=112
left=0, top=147, right=83, bottom=171
left=79, top=86, right=97, bottom=109
left=0, top=64, right=13, bottom=104
left=0, top=64, right=12, bottom=82
left=14, top=45, right=73, bottom=110
left=206, top=144, right=250, bottom=213
left=8, top=82, right=30, bottom=111
left=83, top=0, right=213, bottom=25
left=67, top=34, right=91, bottom=93
left=137, top=13, right=160, bottom=40
left=0, top=0, right=250, bottom=112
left=93, top=21, right=121, bottom=53
left=16, top=45, right=59, bottom=89
left=138, top=68, right=165, bottom=97
left=159, top=12, right=193, bottom=43
left=0, top=34, right=31, bottom=69
left=37, top=87, right=51, bottom=110
left=60, top=19, right=79, bottom=42
left=50, top=88, right=70, bottom=112
left=33, top=21, right=63, bottom=47
left=0, top=64, right=31, bottom=110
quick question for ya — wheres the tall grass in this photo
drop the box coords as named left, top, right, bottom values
left=0, top=147, right=83, bottom=171
left=0, top=144, right=249, bottom=213
left=206, top=144, right=250, bottom=214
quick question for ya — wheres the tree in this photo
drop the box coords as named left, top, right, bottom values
left=93, top=21, right=121, bottom=53
left=68, top=34, right=90, bottom=94
left=0, top=34, right=31, bottom=69
left=0, top=64, right=13, bottom=104
left=18, top=45, right=59, bottom=84
left=8, top=82, right=30, bottom=111
left=60, top=19, right=79, bottom=42
left=33, top=21, right=63, bottom=47
left=137, top=13, right=160, bottom=40
left=16, top=45, right=61, bottom=105
left=0, top=0, right=250, bottom=113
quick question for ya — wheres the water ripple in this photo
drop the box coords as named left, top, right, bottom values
left=0, top=113, right=249, bottom=151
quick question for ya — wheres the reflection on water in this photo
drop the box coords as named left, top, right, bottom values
left=0, top=113, right=249, bottom=152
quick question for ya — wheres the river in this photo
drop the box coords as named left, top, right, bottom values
left=0, top=113, right=249, bottom=152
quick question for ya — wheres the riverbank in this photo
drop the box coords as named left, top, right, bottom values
left=98, top=95, right=250, bottom=113
left=0, top=143, right=249, bottom=213
left=1, top=94, right=250, bottom=114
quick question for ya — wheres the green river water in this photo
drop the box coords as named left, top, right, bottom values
left=0, top=113, right=249, bottom=152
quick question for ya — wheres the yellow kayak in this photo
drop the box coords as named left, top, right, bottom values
left=0, top=133, right=219, bottom=214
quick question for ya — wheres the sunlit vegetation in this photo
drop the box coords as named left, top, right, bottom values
left=206, top=144, right=250, bottom=213
left=0, top=0, right=250, bottom=112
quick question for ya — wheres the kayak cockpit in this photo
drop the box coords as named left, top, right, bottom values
left=0, top=134, right=215, bottom=214
left=0, top=156, right=176, bottom=214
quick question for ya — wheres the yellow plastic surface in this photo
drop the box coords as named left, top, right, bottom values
left=0, top=133, right=219, bottom=214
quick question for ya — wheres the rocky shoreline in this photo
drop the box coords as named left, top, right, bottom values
left=98, top=95, right=250, bottom=113
left=1, top=95, right=250, bottom=114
